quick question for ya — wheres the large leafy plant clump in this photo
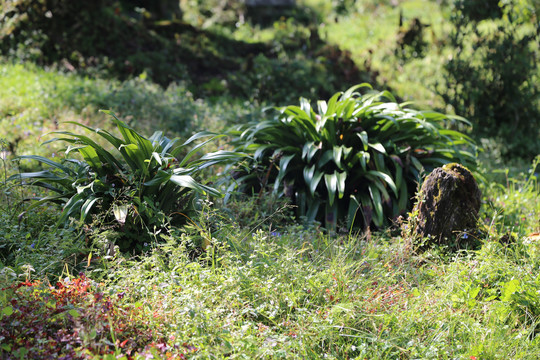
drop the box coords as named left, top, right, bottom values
left=11, top=111, right=241, bottom=252
left=230, top=84, right=476, bottom=231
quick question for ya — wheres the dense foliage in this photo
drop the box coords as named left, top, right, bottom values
left=439, top=0, right=540, bottom=158
left=0, top=0, right=367, bottom=104
left=231, top=84, right=476, bottom=231
left=10, top=113, right=241, bottom=252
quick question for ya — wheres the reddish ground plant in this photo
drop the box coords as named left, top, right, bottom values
left=0, top=274, right=197, bottom=359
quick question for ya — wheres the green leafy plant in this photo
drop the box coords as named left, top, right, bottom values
left=10, top=111, right=242, bottom=252
left=230, top=84, right=476, bottom=231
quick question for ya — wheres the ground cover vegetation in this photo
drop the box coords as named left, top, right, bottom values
left=1, top=0, right=540, bottom=358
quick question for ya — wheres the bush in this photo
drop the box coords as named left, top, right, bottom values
left=230, top=84, right=476, bottom=231
left=438, top=0, right=540, bottom=158
left=10, top=112, right=243, bottom=252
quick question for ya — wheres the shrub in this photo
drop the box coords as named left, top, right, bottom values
left=10, top=112, right=243, bottom=252
left=230, top=84, right=476, bottom=231
left=438, top=0, right=540, bottom=158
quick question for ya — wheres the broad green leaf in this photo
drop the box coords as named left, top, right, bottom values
left=324, top=172, right=338, bottom=206
left=169, top=174, right=220, bottom=197
left=392, top=157, right=403, bottom=190
left=367, top=170, right=397, bottom=196
left=354, top=151, right=370, bottom=171
left=59, top=196, right=85, bottom=224
left=151, top=152, right=163, bottom=166
left=144, top=170, right=172, bottom=187
left=254, top=144, right=273, bottom=161
left=303, top=165, right=324, bottom=196
left=68, top=309, right=80, bottom=318
left=336, top=171, right=347, bottom=199
left=110, top=117, right=154, bottom=158
left=368, top=142, right=386, bottom=154
left=305, top=198, right=321, bottom=223
left=368, top=185, right=384, bottom=227
left=342, top=83, right=372, bottom=98
left=274, top=154, right=296, bottom=193
left=347, top=195, right=361, bottom=228
left=333, top=146, right=343, bottom=169
left=357, top=131, right=369, bottom=151
left=78, top=146, right=102, bottom=174
left=119, top=143, right=147, bottom=176
left=326, top=91, right=341, bottom=116
left=195, top=151, right=248, bottom=170
left=80, top=197, right=98, bottom=223
left=398, top=181, right=408, bottom=211
left=410, top=156, right=424, bottom=172
left=317, top=100, right=328, bottom=115
left=302, top=142, right=319, bottom=162
left=299, top=97, right=312, bottom=114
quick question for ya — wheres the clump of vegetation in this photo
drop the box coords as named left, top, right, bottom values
left=10, top=113, right=242, bottom=252
left=230, top=84, right=476, bottom=231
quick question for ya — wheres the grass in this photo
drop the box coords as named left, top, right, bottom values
left=1, top=1, right=540, bottom=358
left=2, top=202, right=540, bottom=358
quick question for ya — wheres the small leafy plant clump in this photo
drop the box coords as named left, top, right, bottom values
left=230, top=84, right=476, bottom=231
left=0, top=274, right=198, bottom=359
left=11, top=112, right=243, bottom=252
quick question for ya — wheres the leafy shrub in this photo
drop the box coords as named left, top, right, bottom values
left=230, top=84, right=476, bottom=231
left=11, top=112, right=242, bottom=252
left=438, top=0, right=540, bottom=158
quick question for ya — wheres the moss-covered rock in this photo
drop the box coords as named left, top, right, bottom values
left=412, top=163, right=481, bottom=247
